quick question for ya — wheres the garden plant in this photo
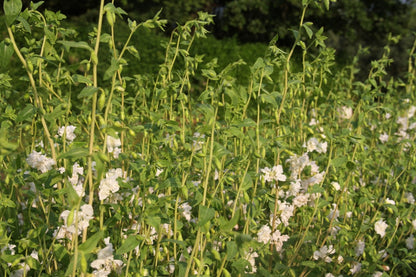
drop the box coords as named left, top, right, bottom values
left=0, top=0, right=416, bottom=276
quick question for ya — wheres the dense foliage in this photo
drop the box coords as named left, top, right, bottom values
left=1, top=0, right=416, bottom=276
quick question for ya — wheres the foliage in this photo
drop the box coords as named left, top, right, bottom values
left=1, top=0, right=416, bottom=276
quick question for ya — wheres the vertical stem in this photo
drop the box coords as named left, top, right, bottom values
left=85, top=0, right=106, bottom=242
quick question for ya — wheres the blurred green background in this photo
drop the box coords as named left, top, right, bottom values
left=14, top=0, right=416, bottom=79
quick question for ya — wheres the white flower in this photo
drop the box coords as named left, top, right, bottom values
left=271, top=229, right=289, bottom=252
left=10, top=263, right=30, bottom=277
left=192, top=132, right=205, bottom=151
left=313, top=245, right=335, bottom=263
left=257, top=225, right=271, bottom=244
left=304, top=137, right=327, bottom=153
left=406, top=235, right=414, bottom=249
left=379, top=133, right=389, bottom=143
left=55, top=204, right=94, bottom=240
left=293, top=193, right=309, bottom=207
left=107, top=135, right=121, bottom=158
left=98, top=168, right=126, bottom=201
left=180, top=202, right=192, bottom=222
left=338, top=106, right=353, bottom=120
left=350, top=262, right=361, bottom=274
left=373, top=272, right=383, bottom=277
left=331, top=182, right=341, bottom=191
left=286, top=153, right=310, bottom=178
left=156, top=168, right=163, bottom=177
left=260, top=165, right=286, bottom=183
left=337, top=255, right=344, bottom=264
left=408, top=106, right=416, bottom=118
left=385, top=198, right=395, bottom=205
left=325, top=274, right=335, bottom=277
left=375, top=219, right=388, bottom=238
left=58, top=125, right=76, bottom=142
left=273, top=201, right=294, bottom=227
left=412, top=219, right=416, bottom=229
left=328, top=204, right=339, bottom=221
left=91, top=237, right=123, bottom=276
left=244, top=249, right=258, bottom=273
left=26, top=150, right=56, bottom=173
left=405, top=192, right=415, bottom=204
left=355, top=239, right=365, bottom=256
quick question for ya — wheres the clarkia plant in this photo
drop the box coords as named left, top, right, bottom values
left=0, top=0, right=416, bottom=276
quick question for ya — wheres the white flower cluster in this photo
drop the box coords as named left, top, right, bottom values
left=107, top=135, right=122, bottom=158
left=379, top=132, right=389, bottom=143
left=256, top=225, right=289, bottom=252
left=303, top=137, right=327, bottom=154
left=91, top=237, right=123, bottom=276
left=374, top=219, right=388, bottom=238
left=192, top=132, right=205, bottom=151
left=26, top=150, right=56, bottom=173
left=395, top=105, right=416, bottom=149
left=54, top=204, right=94, bottom=240
left=244, top=249, right=259, bottom=274
left=337, top=106, right=353, bottom=120
left=57, top=125, right=76, bottom=142
left=270, top=201, right=295, bottom=227
left=313, top=245, right=336, bottom=263
left=286, top=153, right=325, bottom=192
left=68, top=162, right=85, bottom=197
left=99, top=168, right=127, bottom=201
left=260, top=165, right=286, bottom=184
left=180, top=202, right=192, bottom=222
left=355, top=239, right=365, bottom=256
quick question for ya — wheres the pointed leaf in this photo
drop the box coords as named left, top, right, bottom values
left=3, top=0, right=22, bottom=25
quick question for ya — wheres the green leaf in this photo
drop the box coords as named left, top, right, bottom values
left=3, top=0, right=22, bottom=26
left=232, top=258, right=250, bottom=273
left=324, top=0, right=330, bottom=10
left=16, top=104, right=35, bottom=122
left=57, top=40, right=93, bottom=52
left=301, top=261, right=317, bottom=268
left=197, top=205, right=215, bottom=227
left=103, top=58, right=119, bottom=80
left=78, top=231, right=104, bottom=252
left=116, top=235, right=141, bottom=255
left=58, top=147, right=89, bottom=160
left=331, top=156, right=347, bottom=169
left=219, top=212, right=240, bottom=233
left=146, top=216, right=161, bottom=232
left=226, top=241, right=237, bottom=260
left=78, top=86, right=99, bottom=99
left=241, top=174, right=253, bottom=191
left=0, top=40, right=14, bottom=69
left=302, top=22, right=314, bottom=39
left=30, top=1, right=44, bottom=10
left=72, top=74, right=93, bottom=85
left=0, top=197, right=16, bottom=208
left=17, top=16, right=31, bottom=33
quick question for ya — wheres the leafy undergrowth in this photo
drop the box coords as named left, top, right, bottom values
left=1, top=0, right=416, bottom=276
